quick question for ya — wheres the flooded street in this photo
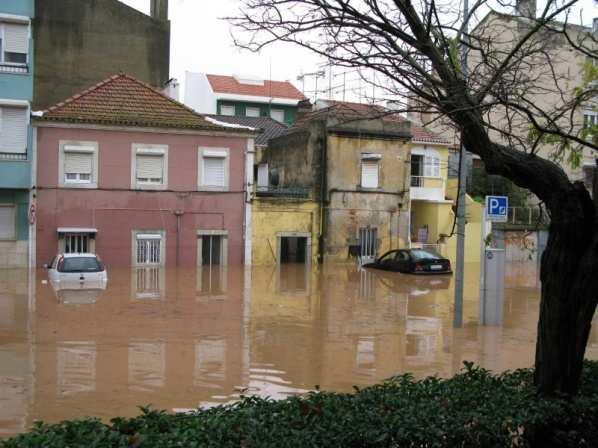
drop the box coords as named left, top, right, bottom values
left=1, top=262, right=597, bottom=437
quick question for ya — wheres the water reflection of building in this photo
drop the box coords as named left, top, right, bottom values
left=30, top=267, right=245, bottom=425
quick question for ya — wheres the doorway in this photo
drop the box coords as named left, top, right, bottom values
left=276, top=232, right=311, bottom=264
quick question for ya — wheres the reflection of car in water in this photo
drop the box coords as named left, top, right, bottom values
left=46, top=253, right=108, bottom=304
left=364, top=249, right=452, bottom=275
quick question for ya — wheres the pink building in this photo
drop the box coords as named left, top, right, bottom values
left=33, top=74, right=257, bottom=268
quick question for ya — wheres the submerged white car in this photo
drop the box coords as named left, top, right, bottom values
left=47, top=253, right=108, bottom=285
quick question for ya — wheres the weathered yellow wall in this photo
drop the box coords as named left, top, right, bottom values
left=252, top=199, right=320, bottom=265
left=324, top=135, right=411, bottom=261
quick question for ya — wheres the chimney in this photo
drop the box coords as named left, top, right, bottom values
left=515, top=0, right=536, bottom=18
left=150, top=0, right=168, bottom=21
left=296, top=99, right=313, bottom=121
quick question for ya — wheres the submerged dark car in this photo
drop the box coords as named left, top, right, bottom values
left=365, top=249, right=452, bottom=274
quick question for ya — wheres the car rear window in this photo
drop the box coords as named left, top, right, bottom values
left=58, top=257, right=103, bottom=273
left=410, top=249, right=443, bottom=260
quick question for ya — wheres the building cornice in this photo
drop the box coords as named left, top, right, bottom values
left=32, top=120, right=257, bottom=139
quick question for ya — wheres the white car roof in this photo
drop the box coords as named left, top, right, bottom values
left=57, top=253, right=99, bottom=258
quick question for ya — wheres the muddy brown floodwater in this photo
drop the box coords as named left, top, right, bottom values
left=1, top=262, right=597, bottom=437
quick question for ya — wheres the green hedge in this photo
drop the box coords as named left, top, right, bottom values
left=3, top=361, right=598, bottom=447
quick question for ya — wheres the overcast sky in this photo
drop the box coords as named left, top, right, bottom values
left=119, top=0, right=597, bottom=102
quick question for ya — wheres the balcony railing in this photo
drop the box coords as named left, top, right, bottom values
left=411, top=176, right=424, bottom=187
left=0, top=152, right=27, bottom=161
left=0, top=63, right=29, bottom=74
left=255, top=186, right=311, bottom=199
left=504, top=207, right=550, bottom=227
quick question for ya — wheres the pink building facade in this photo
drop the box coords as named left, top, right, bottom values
left=33, top=75, right=256, bottom=268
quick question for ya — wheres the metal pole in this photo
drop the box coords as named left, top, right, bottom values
left=453, top=0, right=469, bottom=328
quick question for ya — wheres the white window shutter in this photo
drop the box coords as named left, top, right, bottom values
left=136, top=155, right=163, bottom=181
left=203, top=157, right=226, bottom=186
left=270, top=109, right=284, bottom=122
left=361, top=160, right=379, bottom=188
left=0, top=206, right=16, bottom=239
left=64, top=152, right=92, bottom=174
left=246, top=107, right=260, bottom=117
left=4, top=23, right=28, bottom=54
left=0, top=107, right=27, bottom=154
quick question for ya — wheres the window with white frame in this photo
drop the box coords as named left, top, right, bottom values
left=59, top=142, right=98, bottom=188
left=0, top=205, right=16, bottom=240
left=424, top=153, right=441, bottom=177
left=220, top=105, right=234, bottom=116
left=134, top=232, right=164, bottom=265
left=360, top=153, right=381, bottom=188
left=0, top=22, right=29, bottom=65
left=0, top=106, right=28, bottom=154
left=198, top=148, right=229, bottom=190
left=64, top=234, right=90, bottom=253
left=270, top=109, right=285, bottom=122
left=245, top=106, right=260, bottom=117
left=584, top=109, right=597, bottom=129
left=132, top=145, right=168, bottom=189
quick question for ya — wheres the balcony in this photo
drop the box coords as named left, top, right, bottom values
left=410, top=176, right=446, bottom=201
left=0, top=152, right=27, bottom=161
left=0, top=63, right=28, bottom=75
left=255, top=186, right=311, bottom=199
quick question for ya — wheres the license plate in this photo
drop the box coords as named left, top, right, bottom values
left=430, top=264, right=443, bottom=270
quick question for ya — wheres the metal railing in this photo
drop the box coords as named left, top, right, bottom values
left=0, top=152, right=27, bottom=161
left=255, top=186, right=311, bottom=199
left=506, top=207, right=550, bottom=226
left=0, top=63, right=28, bottom=74
left=410, top=176, right=424, bottom=187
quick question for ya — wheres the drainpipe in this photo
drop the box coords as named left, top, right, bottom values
left=174, top=210, right=183, bottom=267
left=317, top=122, right=327, bottom=263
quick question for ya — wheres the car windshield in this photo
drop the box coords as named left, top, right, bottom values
left=59, top=257, right=102, bottom=273
left=410, top=249, right=442, bottom=260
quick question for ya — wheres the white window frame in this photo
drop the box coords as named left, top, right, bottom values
left=0, top=19, right=30, bottom=67
left=220, top=105, right=235, bottom=116
left=131, top=144, right=168, bottom=190
left=584, top=109, right=597, bottom=129
left=132, top=230, right=166, bottom=266
left=412, top=147, right=441, bottom=178
left=197, top=229, right=229, bottom=267
left=270, top=108, right=285, bottom=122
left=198, top=147, right=230, bottom=191
left=58, top=141, right=99, bottom=188
left=360, top=153, right=381, bottom=189
left=245, top=106, right=260, bottom=117
left=0, top=204, right=16, bottom=240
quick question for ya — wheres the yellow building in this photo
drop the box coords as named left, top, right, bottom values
left=408, top=129, right=482, bottom=264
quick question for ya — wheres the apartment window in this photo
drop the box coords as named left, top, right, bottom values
left=59, top=142, right=98, bottom=188
left=0, top=106, right=28, bottom=155
left=131, top=144, right=168, bottom=190
left=198, top=148, right=229, bottom=190
left=134, top=232, right=164, bottom=266
left=359, top=227, right=378, bottom=258
left=64, top=234, right=89, bottom=253
left=360, top=153, right=381, bottom=189
left=424, top=153, right=441, bottom=177
left=197, top=230, right=228, bottom=266
left=245, top=106, right=260, bottom=117
left=584, top=110, right=597, bottom=129
left=220, top=105, right=235, bottom=116
left=134, top=267, right=163, bottom=300
left=270, top=109, right=285, bottom=122
left=0, top=22, right=28, bottom=66
left=0, top=205, right=16, bottom=240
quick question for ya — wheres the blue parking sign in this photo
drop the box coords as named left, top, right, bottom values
left=485, top=196, right=508, bottom=222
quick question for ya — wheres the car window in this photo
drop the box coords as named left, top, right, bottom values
left=58, top=257, right=102, bottom=273
left=378, top=251, right=396, bottom=263
left=397, top=251, right=410, bottom=261
left=410, top=249, right=442, bottom=260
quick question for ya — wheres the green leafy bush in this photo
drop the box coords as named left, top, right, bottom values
left=3, top=361, right=598, bottom=447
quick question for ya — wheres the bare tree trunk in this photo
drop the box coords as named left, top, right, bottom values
left=535, top=212, right=598, bottom=396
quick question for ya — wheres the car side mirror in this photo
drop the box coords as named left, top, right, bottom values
left=43, top=263, right=49, bottom=269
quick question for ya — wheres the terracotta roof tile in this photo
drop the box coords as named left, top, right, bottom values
left=207, top=74, right=305, bottom=100
left=39, top=74, right=246, bottom=132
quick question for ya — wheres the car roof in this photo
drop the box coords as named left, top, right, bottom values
left=57, top=253, right=98, bottom=258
